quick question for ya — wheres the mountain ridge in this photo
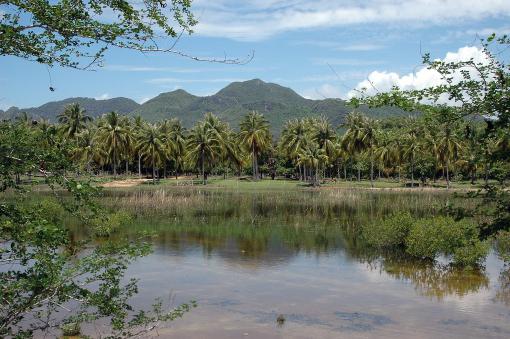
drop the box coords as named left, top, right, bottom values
left=1, top=79, right=405, bottom=133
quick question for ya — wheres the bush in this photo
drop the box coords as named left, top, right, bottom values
left=93, top=210, right=132, bottom=237
left=362, top=212, right=414, bottom=248
left=38, top=198, right=66, bottom=224
left=405, top=216, right=488, bottom=267
left=60, top=322, right=80, bottom=336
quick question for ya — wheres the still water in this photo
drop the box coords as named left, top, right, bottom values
left=100, top=188, right=510, bottom=338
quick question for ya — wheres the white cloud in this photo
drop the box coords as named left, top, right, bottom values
left=314, top=58, right=384, bottom=66
left=301, top=84, right=345, bottom=100
left=348, top=46, right=492, bottom=99
left=95, top=93, right=111, bottom=100
left=104, top=65, right=206, bottom=73
left=293, top=40, right=384, bottom=51
left=145, top=77, right=245, bottom=85
left=138, top=96, right=152, bottom=104
left=434, top=25, right=510, bottom=44
left=193, top=0, right=510, bottom=40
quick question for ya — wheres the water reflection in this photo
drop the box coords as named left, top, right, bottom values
left=89, top=188, right=507, bottom=303
left=70, top=188, right=510, bottom=338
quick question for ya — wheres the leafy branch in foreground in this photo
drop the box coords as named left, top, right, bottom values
left=0, top=0, right=253, bottom=69
left=0, top=121, right=195, bottom=338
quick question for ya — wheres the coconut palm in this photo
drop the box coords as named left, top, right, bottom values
left=136, top=124, right=167, bottom=184
left=279, top=119, right=309, bottom=180
left=296, top=143, right=328, bottom=186
left=164, top=118, right=187, bottom=178
left=239, top=111, right=271, bottom=180
left=437, top=125, right=462, bottom=189
left=73, top=127, right=103, bottom=173
left=95, top=111, right=130, bottom=176
left=185, top=119, right=223, bottom=184
left=57, top=103, right=92, bottom=139
left=341, top=112, right=378, bottom=187
left=132, top=115, right=146, bottom=177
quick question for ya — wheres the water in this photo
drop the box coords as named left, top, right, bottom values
left=94, top=188, right=510, bottom=338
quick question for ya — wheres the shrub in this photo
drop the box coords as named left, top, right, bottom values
left=93, top=210, right=132, bottom=237
left=38, top=198, right=66, bottom=224
left=362, top=212, right=414, bottom=248
left=60, top=322, right=80, bottom=336
left=405, top=216, right=488, bottom=267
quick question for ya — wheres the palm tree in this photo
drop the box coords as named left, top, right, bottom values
left=437, top=125, right=462, bottom=189
left=73, top=127, right=102, bottom=173
left=186, top=119, right=223, bottom=184
left=57, top=103, right=92, bottom=139
left=239, top=111, right=271, bottom=180
left=280, top=119, right=309, bottom=180
left=137, top=124, right=166, bottom=184
left=132, top=115, right=146, bottom=177
left=95, top=111, right=130, bottom=176
left=341, top=112, right=378, bottom=187
left=403, top=123, right=421, bottom=187
left=164, top=119, right=187, bottom=178
left=296, top=143, right=328, bottom=186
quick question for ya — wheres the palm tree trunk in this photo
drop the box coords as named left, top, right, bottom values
left=315, top=165, right=319, bottom=186
left=252, top=143, right=258, bottom=181
left=446, top=158, right=450, bottom=190
left=125, top=160, right=129, bottom=175
left=152, top=149, right=155, bottom=184
left=370, top=155, right=374, bottom=188
left=138, top=154, right=142, bottom=178
left=411, top=157, right=415, bottom=187
left=113, top=149, right=117, bottom=177
left=201, top=149, right=206, bottom=185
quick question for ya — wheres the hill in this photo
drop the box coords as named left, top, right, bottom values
left=131, top=79, right=405, bottom=133
left=2, top=79, right=405, bottom=133
left=1, top=97, right=140, bottom=121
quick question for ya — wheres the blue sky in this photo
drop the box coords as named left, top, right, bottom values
left=1, top=0, right=510, bottom=110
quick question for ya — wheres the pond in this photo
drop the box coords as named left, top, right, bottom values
left=85, top=187, right=510, bottom=338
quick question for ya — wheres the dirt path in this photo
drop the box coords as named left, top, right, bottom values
left=100, top=178, right=152, bottom=188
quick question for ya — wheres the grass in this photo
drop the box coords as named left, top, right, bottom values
left=140, top=176, right=488, bottom=192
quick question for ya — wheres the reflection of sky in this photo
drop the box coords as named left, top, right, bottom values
left=123, top=241, right=510, bottom=338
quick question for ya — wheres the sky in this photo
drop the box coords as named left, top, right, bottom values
left=1, top=0, right=510, bottom=110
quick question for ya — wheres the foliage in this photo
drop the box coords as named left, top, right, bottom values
left=92, top=210, right=133, bottom=238
left=0, top=121, right=195, bottom=338
left=406, top=217, right=488, bottom=267
left=362, top=212, right=414, bottom=248
left=0, top=0, right=196, bottom=69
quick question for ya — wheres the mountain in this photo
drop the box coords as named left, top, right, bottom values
left=131, top=79, right=404, bottom=133
left=1, top=97, right=140, bottom=121
left=2, top=79, right=405, bottom=133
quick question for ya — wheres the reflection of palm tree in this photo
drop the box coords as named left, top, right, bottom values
left=57, top=103, right=92, bottom=139
left=239, top=111, right=271, bottom=180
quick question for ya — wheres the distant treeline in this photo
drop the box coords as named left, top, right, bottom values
left=7, top=103, right=510, bottom=187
